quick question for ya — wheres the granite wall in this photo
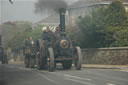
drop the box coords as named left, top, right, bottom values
left=82, top=47, right=128, bottom=65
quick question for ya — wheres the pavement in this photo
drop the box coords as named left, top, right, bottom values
left=82, top=64, right=128, bottom=70
left=0, top=63, right=128, bottom=85
left=9, top=61, right=128, bottom=70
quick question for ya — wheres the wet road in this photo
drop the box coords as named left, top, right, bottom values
left=0, top=64, right=128, bottom=85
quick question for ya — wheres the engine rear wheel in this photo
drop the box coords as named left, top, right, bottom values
left=37, top=40, right=47, bottom=70
left=37, top=54, right=46, bottom=70
left=47, top=47, right=55, bottom=72
left=74, top=46, right=83, bottom=70
left=62, top=60, right=72, bottom=69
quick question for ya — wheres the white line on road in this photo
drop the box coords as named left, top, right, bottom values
left=107, top=83, right=116, bottom=85
left=3, top=65, right=31, bottom=71
left=5, top=66, right=14, bottom=68
left=36, top=73, right=64, bottom=85
left=64, top=74, right=91, bottom=81
left=66, top=78, right=95, bottom=85
left=118, top=70, right=128, bottom=72
left=17, top=67, right=32, bottom=71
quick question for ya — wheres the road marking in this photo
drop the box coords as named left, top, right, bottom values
left=66, top=78, right=95, bottom=85
left=6, top=66, right=14, bottom=68
left=17, top=67, right=32, bottom=71
left=64, top=74, right=91, bottom=81
left=34, top=70, right=92, bottom=85
left=107, top=83, right=116, bottom=85
left=118, top=70, right=128, bottom=72
left=36, top=73, right=64, bottom=85
left=40, top=74, right=60, bottom=85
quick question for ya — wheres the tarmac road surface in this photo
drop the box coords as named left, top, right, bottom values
left=0, top=64, right=128, bottom=85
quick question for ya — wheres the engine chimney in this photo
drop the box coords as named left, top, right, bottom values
left=59, top=8, right=66, bottom=36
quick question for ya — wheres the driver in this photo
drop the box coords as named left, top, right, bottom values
left=42, top=26, right=56, bottom=42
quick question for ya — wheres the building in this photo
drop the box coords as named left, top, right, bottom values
left=36, top=0, right=128, bottom=26
left=68, top=0, right=128, bottom=24
left=35, top=12, right=69, bottom=31
left=36, top=12, right=69, bottom=26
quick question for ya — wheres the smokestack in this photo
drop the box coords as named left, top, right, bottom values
left=59, top=8, right=66, bottom=33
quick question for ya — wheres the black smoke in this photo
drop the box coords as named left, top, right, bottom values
left=35, top=0, right=68, bottom=14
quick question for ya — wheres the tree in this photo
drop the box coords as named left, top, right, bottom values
left=104, top=0, right=128, bottom=26
left=0, top=21, right=42, bottom=51
left=76, top=0, right=128, bottom=48
left=76, top=7, right=107, bottom=48
left=104, top=0, right=128, bottom=47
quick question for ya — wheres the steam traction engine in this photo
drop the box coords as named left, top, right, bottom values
left=0, top=35, right=8, bottom=64
left=36, top=8, right=83, bottom=72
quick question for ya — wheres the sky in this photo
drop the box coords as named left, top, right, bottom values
left=0, top=0, right=78, bottom=24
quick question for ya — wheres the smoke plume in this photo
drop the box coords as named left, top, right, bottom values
left=35, top=0, right=68, bottom=14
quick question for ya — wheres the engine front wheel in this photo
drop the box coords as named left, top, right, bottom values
left=74, top=46, right=83, bottom=70
left=37, top=55, right=46, bottom=70
left=47, top=47, right=55, bottom=72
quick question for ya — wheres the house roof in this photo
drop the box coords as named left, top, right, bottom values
left=37, top=13, right=59, bottom=25
left=37, top=13, right=68, bottom=25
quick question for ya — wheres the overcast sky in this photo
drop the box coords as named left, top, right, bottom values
left=0, top=0, right=78, bottom=24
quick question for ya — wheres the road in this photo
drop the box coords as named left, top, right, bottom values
left=0, top=64, right=128, bottom=85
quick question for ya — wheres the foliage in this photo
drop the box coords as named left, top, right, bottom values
left=67, top=25, right=83, bottom=47
left=0, top=21, right=43, bottom=51
left=74, top=0, right=128, bottom=48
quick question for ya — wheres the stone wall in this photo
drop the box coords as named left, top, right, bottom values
left=82, top=47, right=128, bottom=65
